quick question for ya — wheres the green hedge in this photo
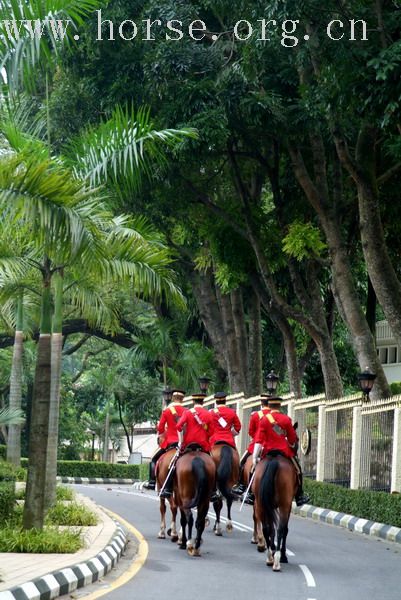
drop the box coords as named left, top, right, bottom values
left=0, top=444, right=6, bottom=460
left=0, top=462, right=16, bottom=520
left=305, top=479, right=401, bottom=527
left=56, top=460, right=148, bottom=479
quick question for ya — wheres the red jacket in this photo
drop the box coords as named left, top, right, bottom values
left=254, top=410, right=298, bottom=459
left=247, top=407, right=271, bottom=453
left=209, top=405, right=241, bottom=448
left=176, top=405, right=214, bottom=452
left=157, top=403, right=187, bottom=448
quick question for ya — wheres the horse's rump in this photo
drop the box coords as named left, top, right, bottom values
left=212, top=444, right=239, bottom=500
left=176, top=452, right=215, bottom=510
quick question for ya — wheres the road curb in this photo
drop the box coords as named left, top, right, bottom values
left=292, top=503, right=401, bottom=544
left=0, top=526, right=128, bottom=600
left=57, top=477, right=137, bottom=485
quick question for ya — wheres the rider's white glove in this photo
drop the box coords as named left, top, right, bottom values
left=252, top=443, right=262, bottom=469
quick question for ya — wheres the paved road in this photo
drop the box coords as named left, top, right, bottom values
left=77, top=485, right=400, bottom=600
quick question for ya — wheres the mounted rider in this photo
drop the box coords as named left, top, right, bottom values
left=209, top=392, right=242, bottom=448
left=143, top=389, right=186, bottom=491
left=160, top=392, right=219, bottom=501
left=232, top=393, right=270, bottom=495
left=252, top=396, right=310, bottom=506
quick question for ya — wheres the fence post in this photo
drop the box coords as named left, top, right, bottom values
left=391, top=407, right=401, bottom=493
left=236, top=399, right=248, bottom=455
left=350, top=407, right=372, bottom=489
left=316, top=406, right=336, bottom=481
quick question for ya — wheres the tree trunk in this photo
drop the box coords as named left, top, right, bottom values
left=45, top=272, right=63, bottom=510
left=248, top=290, right=262, bottom=395
left=270, top=307, right=303, bottom=398
left=230, top=288, right=249, bottom=393
left=103, top=409, right=110, bottom=462
left=217, top=288, right=246, bottom=392
left=190, top=270, right=228, bottom=375
left=23, top=267, right=52, bottom=530
left=289, top=141, right=390, bottom=399
left=7, top=294, right=24, bottom=466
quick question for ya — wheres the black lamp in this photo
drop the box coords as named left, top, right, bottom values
left=198, top=375, right=211, bottom=394
left=357, top=367, right=376, bottom=402
left=266, top=370, right=279, bottom=396
left=162, top=386, right=173, bottom=404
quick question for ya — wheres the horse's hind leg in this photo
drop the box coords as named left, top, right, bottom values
left=168, top=501, right=179, bottom=542
left=192, top=503, right=208, bottom=556
left=262, top=524, right=275, bottom=567
left=277, top=512, right=290, bottom=563
left=225, top=498, right=234, bottom=532
left=213, top=497, right=223, bottom=536
left=179, top=509, right=187, bottom=550
left=158, top=498, right=167, bottom=539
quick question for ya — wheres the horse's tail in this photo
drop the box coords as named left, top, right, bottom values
left=217, top=445, right=234, bottom=501
left=185, top=456, right=208, bottom=509
left=259, top=459, right=279, bottom=528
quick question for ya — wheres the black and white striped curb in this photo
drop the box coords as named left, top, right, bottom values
left=0, top=527, right=127, bottom=600
left=131, top=481, right=146, bottom=490
left=292, top=503, right=401, bottom=544
left=57, top=477, right=137, bottom=485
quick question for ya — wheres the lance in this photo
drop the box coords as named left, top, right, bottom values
left=158, top=447, right=181, bottom=496
left=239, top=469, right=256, bottom=512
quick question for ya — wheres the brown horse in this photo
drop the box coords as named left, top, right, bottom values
left=155, top=448, right=179, bottom=542
left=210, top=444, right=239, bottom=536
left=252, top=454, right=297, bottom=571
left=174, top=450, right=216, bottom=557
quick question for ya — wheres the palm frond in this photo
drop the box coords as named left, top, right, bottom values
left=0, top=406, right=25, bottom=426
left=68, top=104, right=197, bottom=190
left=0, top=0, right=104, bottom=90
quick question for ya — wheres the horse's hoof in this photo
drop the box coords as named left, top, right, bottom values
left=257, top=545, right=266, bottom=553
left=226, top=522, right=233, bottom=533
left=167, top=528, right=172, bottom=536
left=179, top=543, right=186, bottom=550
left=214, top=529, right=223, bottom=537
left=171, top=535, right=179, bottom=543
left=157, top=533, right=166, bottom=539
left=205, top=518, right=210, bottom=527
left=266, top=559, right=274, bottom=566
left=251, top=537, right=257, bottom=544
left=280, top=555, right=288, bottom=563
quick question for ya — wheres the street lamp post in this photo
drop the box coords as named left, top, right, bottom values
left=162, top=386, right=173, bottom=406
left=266, top=370, right=279, bottom=396
left=357, top=367, right=376, bottom=402
left=91, top=431, right=96, bottom=461
left=198, top=375, right=211, bottom=394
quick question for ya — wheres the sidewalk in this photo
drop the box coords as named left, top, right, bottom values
left=0, top=493, right=128, bottom=600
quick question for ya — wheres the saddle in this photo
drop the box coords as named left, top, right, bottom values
left=182, top=443, right=206, bottom=454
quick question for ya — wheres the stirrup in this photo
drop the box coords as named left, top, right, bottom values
left=210, top=490, right=221, bottom=503
left=160, top=489, right=173, bottom=499
left=295, top=493, right=310, bottom=506
left=244, top=493, right=254, bottom=506
left=143, top=481, right=156, bottom=490
left=232, top=484, right=246, bottom=495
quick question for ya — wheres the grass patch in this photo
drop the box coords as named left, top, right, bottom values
left=0, top=526, right=82, bottom=553
left=56, top=486, right=75, bottom=501
left=46, top=502, right=98, bottom=526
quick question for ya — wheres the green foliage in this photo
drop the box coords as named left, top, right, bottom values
left=0, top=526, right=83, bottom=553
left=56, top=460, right=144, bottom=479
left=282, top=221, right=327, bottom=260
left=56, top=486, right=75, bottom=501
left=0, top=444, right=5, bottom=459
left=0, top=477, right=15, bottom=521
left=46, top=502, right=98, bottom=526
left=305, top=479, right=401, bottom=527
left=390, top=381, right=401, bottom=395
left=0, top=460, right=26, bottom=482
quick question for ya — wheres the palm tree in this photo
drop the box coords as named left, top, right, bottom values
left=0, top=406, right=25, bottom=427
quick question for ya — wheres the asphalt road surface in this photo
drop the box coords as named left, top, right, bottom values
left=76, top=485, right=401, bottom=600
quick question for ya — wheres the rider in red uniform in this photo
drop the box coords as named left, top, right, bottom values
left=160, top=393, right=218, bottom=500
left=252, top=396, right=310, bottom=506
left=143, top=389, right=186, bottom=490
left=209, top=392, right=241, bottom=448
left=232, top=394, right=270, bottom=495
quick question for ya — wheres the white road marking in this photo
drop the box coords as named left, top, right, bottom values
left=78, top=485, right=295, bottom=556
left=299, top=564, right=316, bottom=587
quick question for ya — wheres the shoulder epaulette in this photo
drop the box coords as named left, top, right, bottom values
left=169, top=405, right=177, bottom=415
left=258, top=410, right=264, bottom=418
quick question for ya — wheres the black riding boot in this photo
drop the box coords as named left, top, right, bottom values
left=159, top=470, right=174, bottom=499
left=294, top=464, right=311, bottom=506
left=143, top=460, right=156, bottom=490
left=232, top=452, right=249, bottom=495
